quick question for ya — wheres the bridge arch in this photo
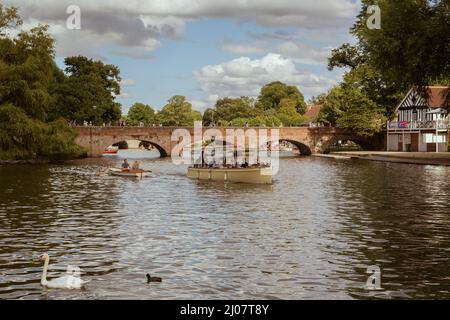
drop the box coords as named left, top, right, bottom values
left=107, top=139, right=168, bottom=157
left=138, top=140, right=168, bottom=157
left=278, top=139, right=312, bottom=156
left=318, top=135, right=378, bottom=154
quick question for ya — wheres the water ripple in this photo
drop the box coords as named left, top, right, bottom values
left=0, top=156, right=449, bottom=299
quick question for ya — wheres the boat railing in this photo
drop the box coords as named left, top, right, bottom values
left=190, top=163, right=271, bottom=169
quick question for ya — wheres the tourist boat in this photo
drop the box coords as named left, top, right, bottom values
left=187, top=165, right=273, bottom=184
left=184, top=139, right=274, bottom=184
left=108, top=168, right=149, bottom=178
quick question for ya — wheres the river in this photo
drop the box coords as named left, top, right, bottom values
left=1, top=150, right=449, bottom=299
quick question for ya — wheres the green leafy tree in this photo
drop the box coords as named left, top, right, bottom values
left=321, top=0, right=450, bottom=135
left=229, top=118, right=248, bottom=127
left=202, top=108, right=215, bottom=126
left=0, top=4, right=22, bottom=34
left=0, top=24, right=56, bottom=121
left=351, top=0, right=450, bottom=91
left=0, top=5, right=84, bottom=160
left=51, top=56, right=122, bottom=124
left=127, top=102, right=155, bottom=126
left=214, top=97, right=256, bottom=122
left=330, top=0, right=450, bottom=111
left=158, top=95, right=200, bottom=126
left=319, top=84, right=386, bottom=136
left=257, top=81, right=307, bottom=114
left=191, top=110, right=203, bottom=122
left=262, top=115, right=282, bottom=127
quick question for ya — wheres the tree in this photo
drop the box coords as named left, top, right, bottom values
left=331, top=0, right=450, bottom=104
left=318, top=84, right=386, bottom=136
left=214, top=97, right=256, bottom=122
left=0, top=24, right=56, bottom=121
left=354, top=0, right=450, bottom=91
left=158, top=95, right=200, bottom=126
left=127, top=103, right=155, bottom=126
left=322, top=0, right=450, bottom=135
left=0, top=5, right=85, bottom=160
left=276, top=98, right=308, bottom=126
left=257, top=81, right=307, bottom=114
left=202, top=108, right=215, bottom=126
left=51, top=56, right=122, bottom=124
left=0, top=4, right=22, bottom=35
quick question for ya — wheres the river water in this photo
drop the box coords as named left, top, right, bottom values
left=1, top=150, right=450, bottom=300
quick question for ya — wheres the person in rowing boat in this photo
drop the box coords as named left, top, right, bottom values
left=121, top=159, right=130, bottom=170
left=132, top=161, right=140, bottom=170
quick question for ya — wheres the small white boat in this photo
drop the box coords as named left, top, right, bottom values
left=108, top=168, right=150, bottom=178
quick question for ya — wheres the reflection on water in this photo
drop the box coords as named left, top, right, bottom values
left=0, top=155, right=449, bottom=299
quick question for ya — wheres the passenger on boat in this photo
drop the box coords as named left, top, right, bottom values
left=132, top=161, right=140, bottom=170
left=121, top=159, right=130, bottom=169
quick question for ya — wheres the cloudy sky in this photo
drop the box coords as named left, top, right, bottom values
left=6, top=0, right=361, bottom=112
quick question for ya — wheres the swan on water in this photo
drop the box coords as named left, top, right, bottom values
left=40, top=253, right=89, bottom=289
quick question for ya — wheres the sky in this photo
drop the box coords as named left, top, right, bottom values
left=6, top=0, right=361, bottom=113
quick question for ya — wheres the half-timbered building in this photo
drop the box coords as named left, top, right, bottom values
left=387, top=86, right=449, bottom=152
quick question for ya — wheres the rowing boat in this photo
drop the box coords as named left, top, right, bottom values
left=108, top=168, right=149, bottom=178
left=103, top=146, right=119, bottom=154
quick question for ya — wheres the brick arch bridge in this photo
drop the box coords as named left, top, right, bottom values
left=74, top=126, right=384, bottom=157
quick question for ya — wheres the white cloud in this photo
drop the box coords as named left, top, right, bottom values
left=120, top=79, right=136, bottom=87
left=5, top=0, right=359, bottom=59
left=274, top=41, right=331, bottom=65
left=190, top=94, right=219, bottom=112
left=117, top=92, right=131, bottom=99
left=194, top=53, right=338, bottom=101
left=222, top=38, right=332, bottom=66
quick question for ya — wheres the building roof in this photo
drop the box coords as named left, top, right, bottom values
left=304, top=104, right=321, bottom=121
left=397, top=86, right=450, bottom=110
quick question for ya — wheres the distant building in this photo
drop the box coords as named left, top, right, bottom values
left=387, top=86, right=449, bottom=152
left=304, top=104, right=321, bottom=123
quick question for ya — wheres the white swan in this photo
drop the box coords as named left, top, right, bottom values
left=40, top=253, right=89, bottom=289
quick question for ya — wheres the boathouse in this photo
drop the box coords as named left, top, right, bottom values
left=387, top=86, right=449, bottom=152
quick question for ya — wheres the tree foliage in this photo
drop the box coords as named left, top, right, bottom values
left=127, top=102, right=156, bottom=126
left=320, top=0, right=450, bottom=135
left=0, top=103, right=85, bottom=159
left=51, top=56, right=122, bottom=124
left=157, top=95, right=201, bottom=126
left=202, top=81, right=308, bottom=127
left=0, top=5, right=87, bottom=160
left=351, top=0, right=450, bottom=91
left=257, top=81, right=307, bottom=114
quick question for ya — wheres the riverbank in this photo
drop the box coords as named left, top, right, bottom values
left=0, top=159, right=53, bottom=165
left=313, top=152, right=450, bottom=166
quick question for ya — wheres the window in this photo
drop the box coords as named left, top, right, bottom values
left=423, top=133, right=447, bottom=143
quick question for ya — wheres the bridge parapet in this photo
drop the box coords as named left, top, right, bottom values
left=74, top=126, right=381, bottom=157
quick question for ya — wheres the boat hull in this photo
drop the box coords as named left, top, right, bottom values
left=108, top=168, right=149, bottom=178
left=187, top=167, right=272, bottom=184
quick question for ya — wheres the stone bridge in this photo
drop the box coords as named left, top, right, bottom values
left=74, top=126, right=384, bottom=157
